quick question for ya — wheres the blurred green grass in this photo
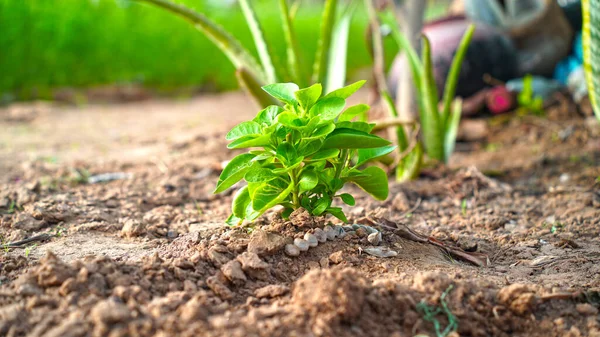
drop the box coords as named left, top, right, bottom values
left=0, top=0, right=446, bottom=101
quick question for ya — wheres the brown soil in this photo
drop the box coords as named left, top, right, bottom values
left=1, top=91, right=599, bottom=337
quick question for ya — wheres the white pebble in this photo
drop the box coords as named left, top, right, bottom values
left=313, top=228, right=327, bottom=243
left=368, top=232, right=382, bottom=245
left=364, top=246, right=397, bottom=258
left=294, top=238, right=310, bottom=251
left=323, top=226, right=336, bottom=240
left=304, top=233, right=319, bottom=247
left=285, top=244, right=300, bottom=257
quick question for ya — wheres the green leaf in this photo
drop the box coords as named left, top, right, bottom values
left=312, top=194, right=332, bottom=215
left=214, top=153, right=255, bottom=193
left=272, top=157, right=303, bottom=173
left=245, top=168, right=276, bottom=183
left=232, top=185, right=251, bottom=218
left=583, top=0, right=600, bottom=121
left=295, top=83, right=322, bottom=110
left=419, top=34, right=444, bottom=162
left=322, top=128, right=391, bottom=149
left=312, top=0, right=338, bottom=86
left=136, top=0, right=266, bottom=82
left=324, top=3, right=355, bottom=93
left=335, top=121, right=374, bottom=133
left=278, top=0, right=306, bottom=86
left=226, top=121, right=262, bottom=140
left=262, top=83, right=300, bottom=104
left=339, top=193, right=355, bottom=206
left=226, top=214, right=243, bottom=226
left=254, top=105, right=284, bottom=125
left=227, top=134, right=271, bottom=149
left=238, top=0, right=278, bottom=83
left=309, top=97, right=346, bottom=120
left=356, top=145, right=397, bottom=167
left=326, top=207, right=348, bottom=223
left=443, top=99, right=462, bottom=162
left=338, top=104, right=370, bottom=122
left=323, top=80, right=366, bottom=99
left=298, top=140, right=323, bottom=156
left=441, top=24, right=475, bottom=126
left=276, top=142, right=298, bottom=165
left=252, top=181, right=294, bottom=212
left=306, top=122, right=336, bottom=139
left=298, top=170, right=318, bottom=194
left=277, top=111, right=304, bottom=129
left=309, top=148, right=340, bottom=160
left=344, top=166, right=389, bottom=200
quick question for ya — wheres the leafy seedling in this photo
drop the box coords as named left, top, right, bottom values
left=25, top=244, right=37, bottom=258
left=215, top=81, right=392, bottom=225
left=461, top=199, right=467, bottom=217
left=517, top=74, right=544, bottom=116
left=416, top=285, right=459, bottom=337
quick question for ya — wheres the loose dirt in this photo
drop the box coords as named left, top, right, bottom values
left=0, top=91, right=599, bottom=336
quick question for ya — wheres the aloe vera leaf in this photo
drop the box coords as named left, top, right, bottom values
left=313, top=0, right=338, bottom=86
left=278, top=0, right=307, bottom=87
left=134, top=0, right=266, bottom=83
left=419, top=34, right=444, bottom=161
left=324, top=2, right=355, bottom=93
left=236, top=68, right=280, bottom=108
left=440, top=24, right=475, bottom=125
left=443, top=98, right=462, bottom=162
left=238, top=0, right=278, bottom=83
left=583, top=0, right=600, bottom=121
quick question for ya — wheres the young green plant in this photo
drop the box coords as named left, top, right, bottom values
left=133, top=0, right=356, bottom=105
left=214, top=81, right=394, bottom=225
left=381, top=11, right=475, bottom=163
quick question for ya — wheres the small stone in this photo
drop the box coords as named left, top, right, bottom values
left=319, top=257, right=329, bottom=268
left=206, top=274, right=234, bottom=300
left=237, top=252, right=270, bottom=280
left=90, top=299, right=131, bottom=325
left=313, top=228, right=327, bottom=243
left=323, top=226, right=336, bottom=240
left=342, top=226, right=354, bottom=232
left=363, top=246, right=397, bottom=258
left=304, top=233, right=319, bottom=247
left=220, top=260, right=247, bottom=285
left=121, top=219, right=144, bottom=238
left=294, top=238, right=310, bottom=251
left=167, top=230, right=178, bottom=239
left=576, top=303, right=599, bottom=316
left=367, top=232, right=382, bottom=245
left=329, top=251, right=344, bottom=264
left=355, top=227, right=368, bottom=238
left=285, top=244, right=300, bottom=257
left=351, top=224, right=361, bottom=230
left=208, top=248, right=230, bottom=267
left=364, top=226, right=378, bottom=234
left=247, top=230, right=288, bottom=256
left=254, top=284, right=289, bottom=299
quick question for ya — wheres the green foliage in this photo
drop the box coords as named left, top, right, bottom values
left=381, top=11, right=475, bottom=163
left=0, top=0, right=379, bottom=100
left=582, top=0, right=600, bottom=121
left=516, top=75, right=544, bottom=116
left=134, top=0, right=359, bottom=105
left=215, top=81, right=391, bottom=225
left=416, top=285, right=459, bottom=337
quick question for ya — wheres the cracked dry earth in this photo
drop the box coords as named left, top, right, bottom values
left=0, top=91, right=600, bottom=337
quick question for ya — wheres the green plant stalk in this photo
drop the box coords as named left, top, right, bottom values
left=419, top=35, right=444, bottom=161
left=313, top=0, right=338, bottom=87
left=133, top=0, right=266, bottom=84
left=279, top=0, right=307, bottom=87
left=582, top=0, right=600, bottom=121
left=236, top=68, right=280, bottom=108
left=238, top=0, right=278, bottom=83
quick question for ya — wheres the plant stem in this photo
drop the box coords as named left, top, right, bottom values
left=334, top=149, right=348, bottom=181
left=371, top=117, right=416, bottom=132
left=289, top=168, right=300, bottom=208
